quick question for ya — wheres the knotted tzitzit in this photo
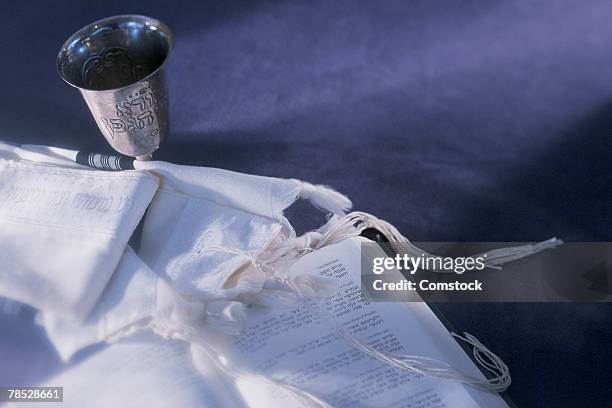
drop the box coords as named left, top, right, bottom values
left=146, top=211, right=561, bottom=406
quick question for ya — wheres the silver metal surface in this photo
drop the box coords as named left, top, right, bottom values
left=57, top=15, right=174, bottom=158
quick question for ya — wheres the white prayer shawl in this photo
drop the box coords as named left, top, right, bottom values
left=0, top=141, right=351, bottom=360
left=0, top=146, right=158, bottom=321
left=40, top=247, right=158, bottom=360
left=0, top=141, right=562, bottom=402
left=39, top=166, right=334, bottom=359
left=135, top=160, right=305, bottom=299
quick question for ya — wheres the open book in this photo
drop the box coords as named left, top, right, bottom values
left=27, top=237, right=510, bottom=408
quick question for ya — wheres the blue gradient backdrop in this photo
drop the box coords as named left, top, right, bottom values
left=0, top=1, right=611, bottom=406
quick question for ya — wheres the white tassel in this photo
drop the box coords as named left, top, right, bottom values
left=318, top=212, right=562, bottom=272
left=471, top=238, right=563, bottom=269
left=451, top=332, right=511, bottom=391
left=298, top=181, right=352, bottom=215
left=253, top=273, right=336, bottom=309
left=332, top=326, right=511, bottom=392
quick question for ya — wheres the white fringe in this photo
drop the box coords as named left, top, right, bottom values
left=317, top=212, right=563, bottom=272
left=332, top=325, right=511, bottom=393
left=297, top=181, right=352, bottom=215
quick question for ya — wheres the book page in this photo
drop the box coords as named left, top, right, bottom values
left=12, top=332, right=243, bottom=408
left=222, top=237, right=509, bottom=408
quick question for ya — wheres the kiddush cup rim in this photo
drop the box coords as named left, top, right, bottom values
left=57, top=14, right=174, bottom=92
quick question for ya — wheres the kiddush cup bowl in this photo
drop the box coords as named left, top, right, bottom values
left=57, top=15, right=174, bottom=159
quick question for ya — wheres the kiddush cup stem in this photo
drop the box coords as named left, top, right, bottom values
left=57, top=15, right=174, bottom=158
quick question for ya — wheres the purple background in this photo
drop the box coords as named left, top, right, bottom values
left=1, top=1, right=611, bottom=406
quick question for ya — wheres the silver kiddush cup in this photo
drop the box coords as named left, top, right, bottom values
left=57, top=15, right=174, bottom=159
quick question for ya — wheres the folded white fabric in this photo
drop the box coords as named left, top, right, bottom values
left=137, top=162, right=297, bottom=299
left=0, top=141, right=351, bottom=359
left=0, top=146, right=159, bottom=321
left=136, top=160, right=350, bottom=301
left=40, top=246, right=159, bottom=360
